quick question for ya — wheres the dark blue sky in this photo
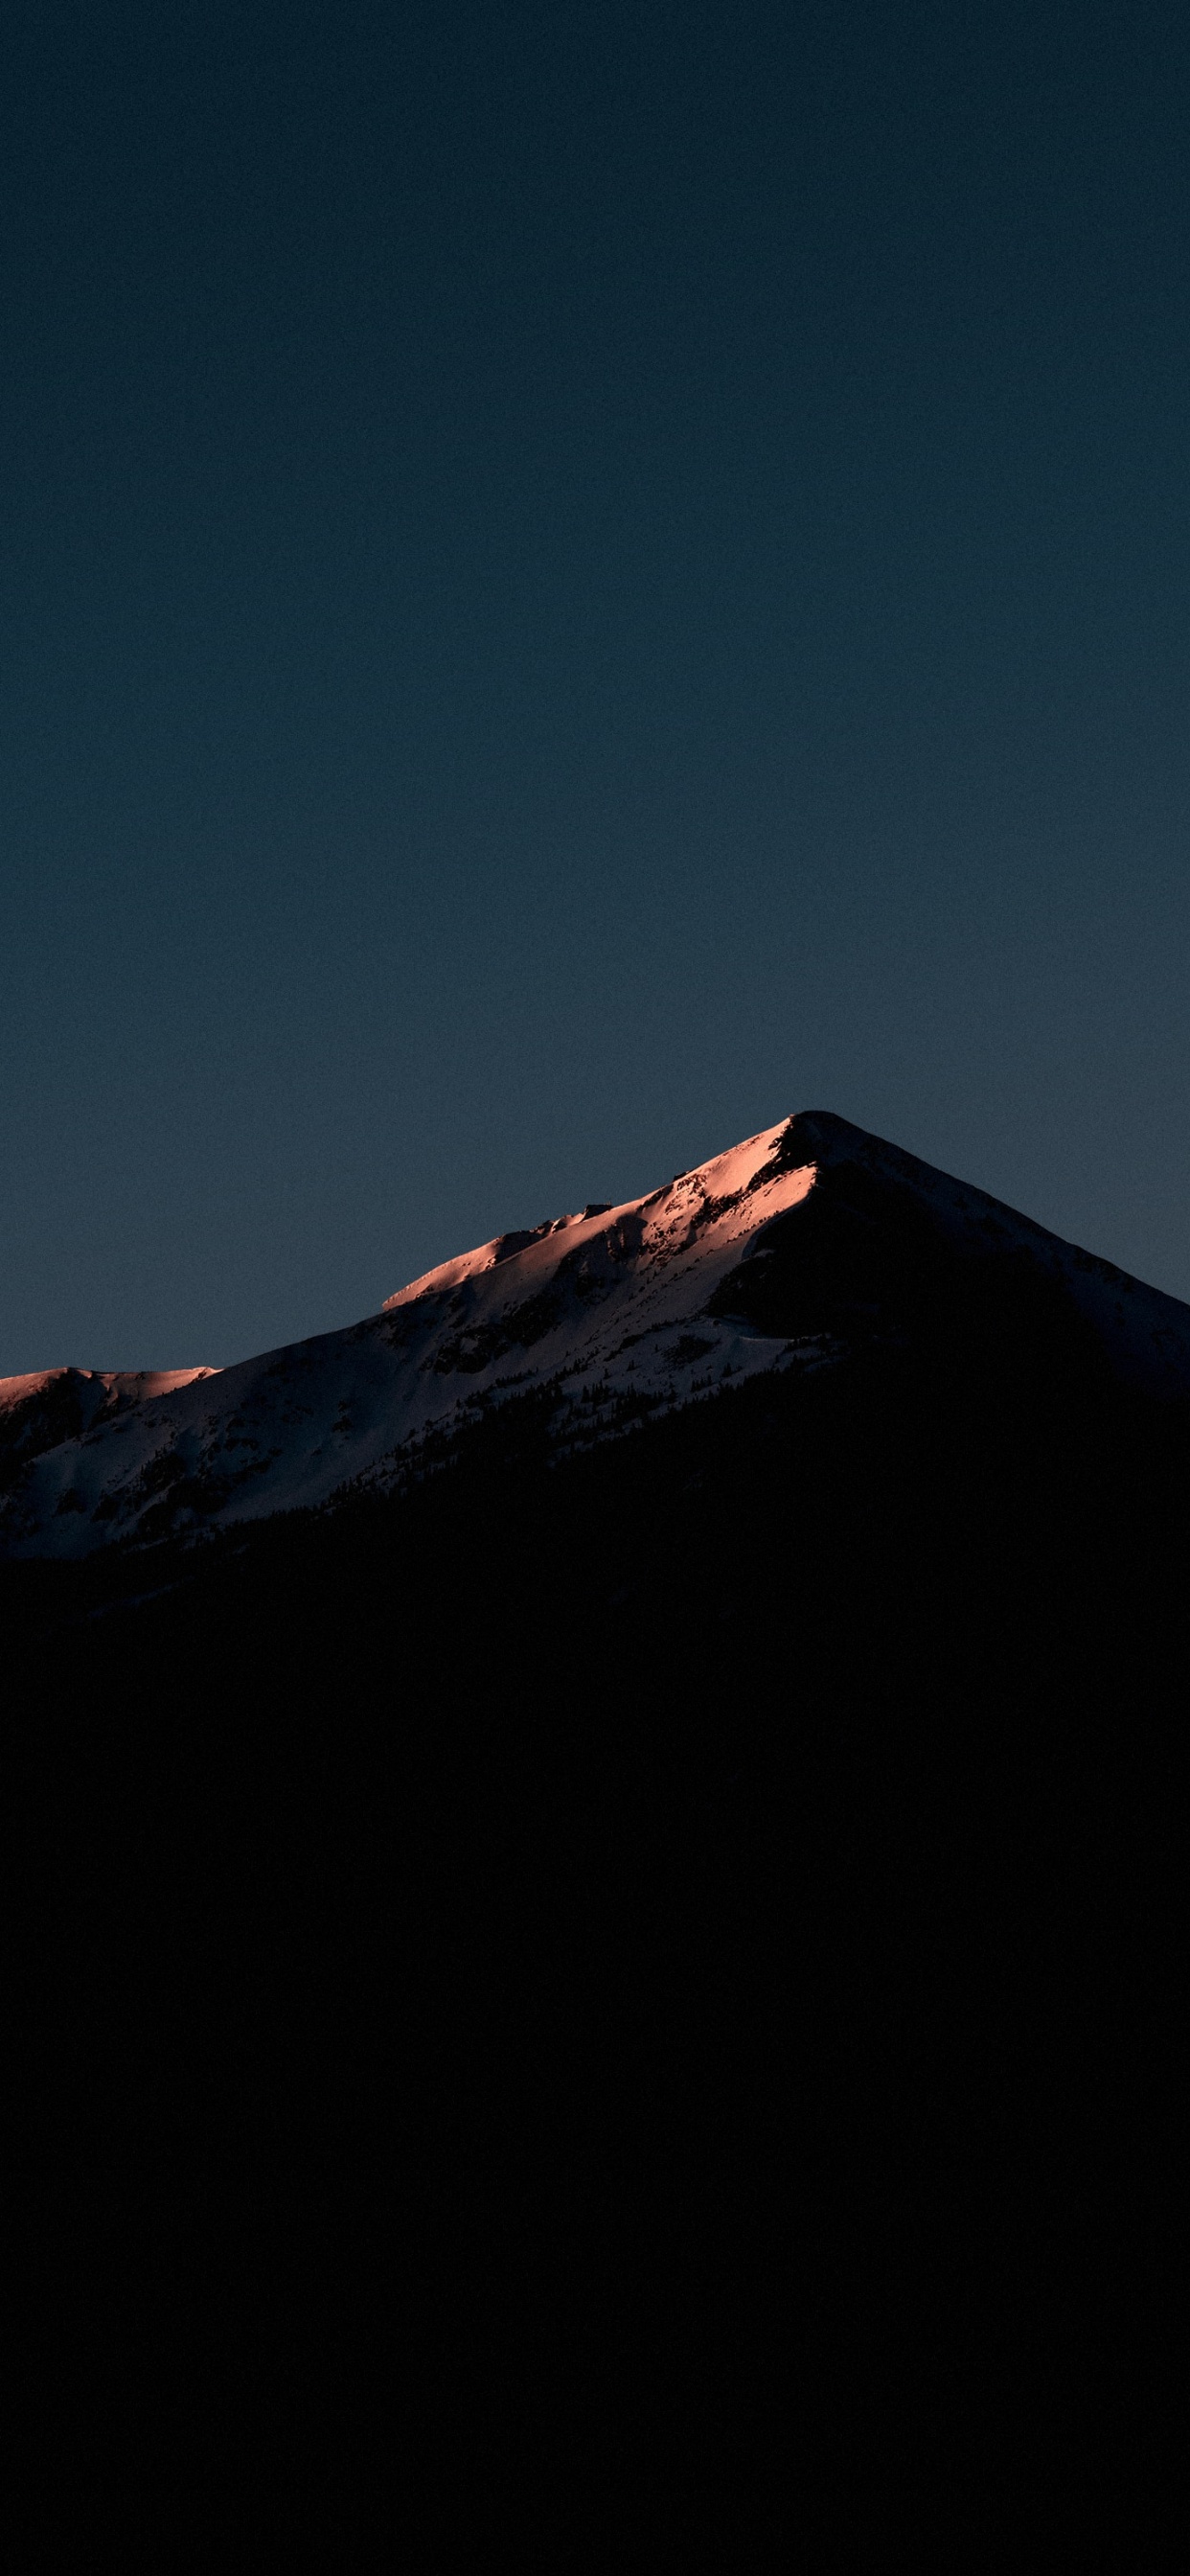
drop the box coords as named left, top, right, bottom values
left=4, top=0, right=1190, bottom=1368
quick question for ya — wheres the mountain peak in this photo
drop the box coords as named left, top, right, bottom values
left=4, top=1112, right=1189, bottom=1560
left=382, top=1115, right=804, bottom=1311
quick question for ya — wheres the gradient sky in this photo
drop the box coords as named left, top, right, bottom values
left=4, top=0, right=1190, bottom=1369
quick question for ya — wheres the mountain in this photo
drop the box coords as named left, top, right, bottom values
left=10, top=1109, right=1185, bottom=2540
left=4, top=1108, right=1190, bottom=1562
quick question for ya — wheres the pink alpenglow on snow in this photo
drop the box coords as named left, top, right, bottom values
left=3, top=1111, right=1190, bottom=1560
left=0, top=1366, right=217, bottom=1422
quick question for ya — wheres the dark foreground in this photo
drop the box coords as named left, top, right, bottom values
left=9, top=1300, right=1185, bottom=2553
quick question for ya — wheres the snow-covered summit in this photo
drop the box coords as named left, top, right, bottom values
left=3, top=1111, right=1188, bottom=1560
